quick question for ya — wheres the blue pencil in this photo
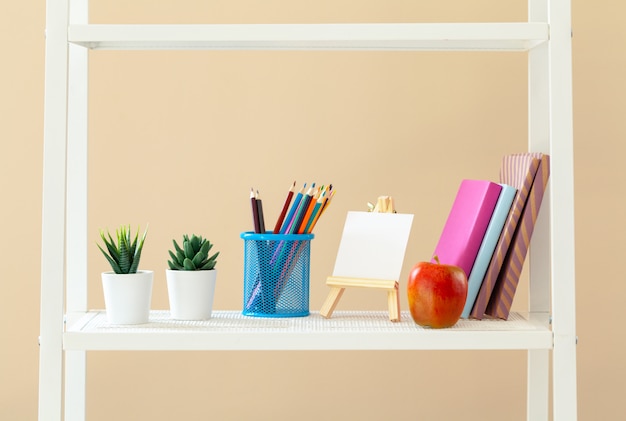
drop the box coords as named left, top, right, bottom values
left=288, top=185, right=315, bottom=234
left=279, top=183, right=306, bottom=234
left=303, top=199, right=323, bottom=234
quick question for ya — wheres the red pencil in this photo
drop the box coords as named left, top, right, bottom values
left=273, top=181, right=296, bottom=233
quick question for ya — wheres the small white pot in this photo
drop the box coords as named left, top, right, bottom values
left=166, top=269, right=217, bottom=320
left=101, top=270, right=153, bottom=325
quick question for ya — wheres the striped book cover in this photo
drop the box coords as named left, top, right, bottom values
left=461, top=184, right=517, bottom=319
left=470, top=153, right=541, bottom=319
left=432, top=179, right=502, bottom=278
left=486, top=154, right=550, bottom=319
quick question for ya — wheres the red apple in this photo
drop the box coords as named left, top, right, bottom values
left=407, top=256, right=468, bottom=328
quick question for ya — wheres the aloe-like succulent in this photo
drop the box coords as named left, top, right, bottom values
left=97, top=225, right=148, bottom=274
left=168, top=234, right=219, bottom=271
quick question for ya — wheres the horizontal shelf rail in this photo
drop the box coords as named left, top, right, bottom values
left=64, top=310, right=553, bottom=351
left=68, top=22, right=549, bottom=51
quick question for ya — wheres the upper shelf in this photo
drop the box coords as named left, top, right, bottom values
left=67, top=22, right=549, bottom=51
left=63, top=310, right=553, bottom=351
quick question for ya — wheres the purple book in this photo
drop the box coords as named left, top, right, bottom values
left=432, top=179, right=502, bottom=277
left=486, top=154, right=550, bottom=320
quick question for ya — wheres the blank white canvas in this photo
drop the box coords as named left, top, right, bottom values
left=332, top=211, right=414, bottom=281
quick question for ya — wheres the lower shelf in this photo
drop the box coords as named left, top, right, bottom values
left=64, top=310, right=552, bottom=351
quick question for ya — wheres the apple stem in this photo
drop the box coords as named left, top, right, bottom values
left=433, top=255, right=440, bottom=264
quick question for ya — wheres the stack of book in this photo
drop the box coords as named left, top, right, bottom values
left=432, top=153, right=550, bottom=320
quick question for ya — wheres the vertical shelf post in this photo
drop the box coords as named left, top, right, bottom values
left=548, top=0, right=578, bottom=420
left=527, top=1, right=551, bottom=419
left=39, top=0, right=70, bottom=420
left=64, top=0, right=89, bottom=418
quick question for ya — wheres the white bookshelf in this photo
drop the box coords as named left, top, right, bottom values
left=39, top=1, right=577, bottom=420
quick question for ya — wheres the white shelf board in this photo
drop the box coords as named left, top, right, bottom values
left=68, top=23, right=548, bottom=51
left=64, top=310, right=553, bottom=351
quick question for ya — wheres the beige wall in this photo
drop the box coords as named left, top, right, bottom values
left=1, top=1, right=623, bottom=419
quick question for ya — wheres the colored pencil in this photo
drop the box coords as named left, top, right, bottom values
left=309, top=187, right=335, bottom=232
left=303, top=192, right=325, bottom=234
left=273, top=181, right=296, bottom=234
left=297, top=185, right=320, bottom=233
left=255, top=190, right=266, bottom=234
left=250, top=188, right=261, bottom=233
left=289, top=184, right=315, bottom=234
left=280, top=183, right=306, bottom=234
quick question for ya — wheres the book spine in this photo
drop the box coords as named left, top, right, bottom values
left=485, top=155, right=550, bottom=319
left=461, top=184, right=516, bottom=319
left=469, top=154, right=541, bottom=319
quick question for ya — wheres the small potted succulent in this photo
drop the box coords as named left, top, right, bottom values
left=97, top=225, right=152, bottom=325
left=166, top=234, right=219, bottom=320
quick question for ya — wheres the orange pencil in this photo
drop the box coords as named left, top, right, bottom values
left=309, top=187, right=335, bottom=232
left=289, top=184, right=315, bottom=234
left=297, top=185, right=320, bottom=233
left=303, top=187, right=327, bottom=233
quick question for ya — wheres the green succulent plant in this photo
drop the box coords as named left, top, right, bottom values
left=168, top=234, right=219, bottom=271
left=97, top=225, right=148, bottom=274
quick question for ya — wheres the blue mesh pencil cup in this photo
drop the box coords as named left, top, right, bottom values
left=241, top=231, right=313, bottom=317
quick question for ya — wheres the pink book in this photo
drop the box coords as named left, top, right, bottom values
left=432, top=179, right=502, bottom=277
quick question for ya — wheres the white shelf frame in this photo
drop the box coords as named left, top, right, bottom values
left=39, top=0, right=577, bottom=420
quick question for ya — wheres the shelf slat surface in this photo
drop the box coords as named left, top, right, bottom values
left=64, top=310, right=552, bottom=351
left=68, top=23, right=548, bottom=51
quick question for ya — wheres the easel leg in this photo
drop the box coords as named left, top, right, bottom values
left=320, top=287, right=345, bottom=318
left=387, top=289, right=400, bottom=322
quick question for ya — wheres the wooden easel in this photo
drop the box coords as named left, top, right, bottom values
left=319, top=208, right=413, bottom=323
left=320, top=276, right=400, bottom=321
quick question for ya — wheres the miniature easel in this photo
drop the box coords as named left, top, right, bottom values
left=319, top=203, right=413, bottom=322
left=320, top=276, right=400, bottom=321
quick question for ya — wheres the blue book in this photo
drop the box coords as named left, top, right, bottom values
left=461, top=184, right=517, bottom=318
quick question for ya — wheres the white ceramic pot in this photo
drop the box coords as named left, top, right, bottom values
left=101, top=270, right=153, bottom=325
left=166, top=269, right=217, bottom=320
